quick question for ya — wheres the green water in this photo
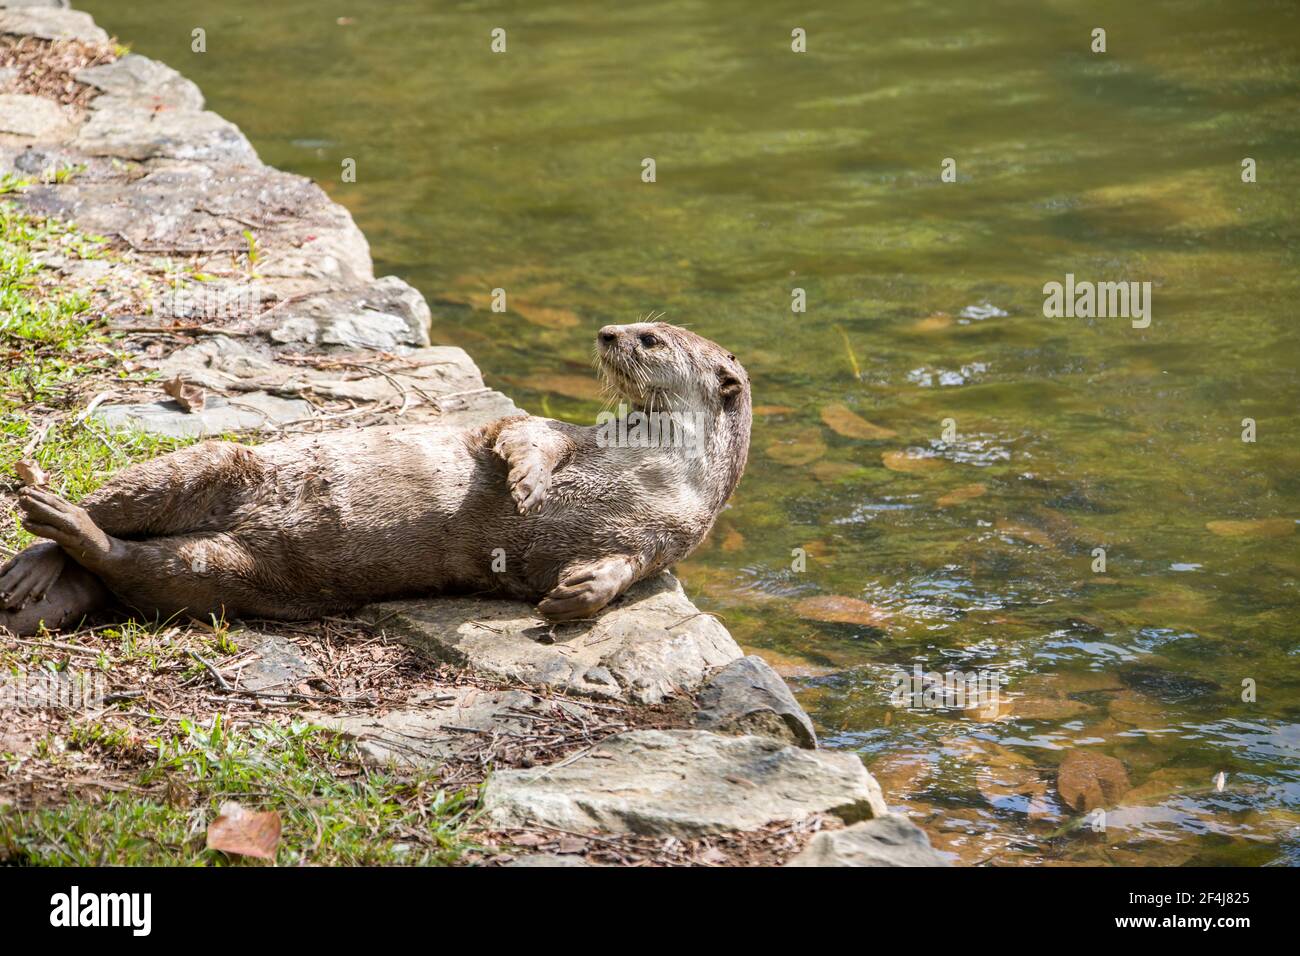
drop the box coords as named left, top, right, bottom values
left=83, top=0, right=1300, bottom=864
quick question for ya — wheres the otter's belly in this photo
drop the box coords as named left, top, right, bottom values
left=228, top=426, right=506, bottom=602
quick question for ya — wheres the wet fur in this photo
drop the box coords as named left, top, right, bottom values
left=0, top=322, right=751, bottom=633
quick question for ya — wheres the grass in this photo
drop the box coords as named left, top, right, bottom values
left=0, top=197, right=479, bottom=866
left=1, top=718, right=477, bottom=866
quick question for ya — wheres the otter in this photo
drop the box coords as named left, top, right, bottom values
left=0, top=322, right=751, bottom=636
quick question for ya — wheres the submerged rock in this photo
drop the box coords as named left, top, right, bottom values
left=695, top=655, right=817, bottom=749
left=482, top=729, right=887, bottom=837
left=786, top=815, right=951, bottom=867
left=360, top=573, right=742, bottom=704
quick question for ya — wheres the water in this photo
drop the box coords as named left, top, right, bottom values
left=82, top=0, right=1300, bottom=864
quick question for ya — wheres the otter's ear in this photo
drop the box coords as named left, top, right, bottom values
left=716, top=366, right=743, bottom=400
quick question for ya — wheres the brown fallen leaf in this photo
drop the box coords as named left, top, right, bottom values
left=882, top=450, right=944, bottom=474
left=810, top=460, right=861, bottom=483
left=15, top=459, right=47, bottom=487
left=793, top=594, right=891, bottom=628
left=819, top=403, right=896, bottom=440
left=1206, top=518, right=1294, bottom=538
left=752, top=404, right=796, bottom=416
left=1056, top=750, right=1130, bottom=813
left=521, top=374, right=603, bottom=401
left=765, top=433, right=827, bottom=466
left=912, top=313, right=953, bottom=332
left=206, top=801, right=282, bottom=860
left=163, top=374, right=206, bottom=413
left=936, top=482, right=986, bottom=508
left=515, top=303, right=581, bottom=330
left=996, top=519, right=1054, bottom=548
left=719, top=526, right=745, bottom=552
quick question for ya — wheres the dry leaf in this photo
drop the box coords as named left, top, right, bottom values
left=15, top=459, right=47, bottom=487
left=206, top=800, right=282, bottom=859
left=752, top=404, right=796, bottom=416
left=1056, top=750, right=1130, bottom=812
left=819, top=403, right=896, bottom=440
left=1206, top=518, right=1294, bottom=538
left=936, top=483, right=986, bottom=507
left=793, top=594, right=891, bottom=628
left=882, top=450, right=944, bottom=473
left=163, top=374, right=206, bottom=413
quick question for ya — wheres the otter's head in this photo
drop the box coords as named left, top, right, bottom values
left=595, top=321, right=750, bottom=417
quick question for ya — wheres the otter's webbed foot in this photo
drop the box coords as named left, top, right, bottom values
left=538, top=556, right=637, bottom=622
left=0, top=541, right=65, bottom=610
left=17, top=487, right=114, bottom=567
left=493, top=419, right=575, bottom=515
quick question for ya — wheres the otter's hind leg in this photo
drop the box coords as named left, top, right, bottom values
left=17, top=486, right=249, bottom=621
left=0, top=556, right=108, bottom=636
left=79, top=439, right=264, bottom=538
left=537, top=555, right=639, bottom=621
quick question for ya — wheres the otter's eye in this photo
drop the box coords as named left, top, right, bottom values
left=638, top=333, right=660, bottom=348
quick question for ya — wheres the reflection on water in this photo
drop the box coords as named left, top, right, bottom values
left=83, top=0, right=1300, bottom=864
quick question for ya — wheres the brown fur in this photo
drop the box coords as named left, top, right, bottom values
left=0, top=322, right=751, bottom=633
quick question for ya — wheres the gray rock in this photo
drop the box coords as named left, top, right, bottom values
left=76, top=54, right=204, bottom=112
left=0, top=7, right=106, bottom=43
left=0, top=2, right=72, bottom=9
left=151, top=334, right=515, bottom=427
left=0, top=93, right=71, bottom=138
left=75, top=106, right=257, bottom=164
left=268, top=276, right=431, bottom=350
left=482, top=729, right=888, bottom=837
left=18, top=163, right=373, bottom=284
left=93, top=391, right=312, bottom=438
left=696, top=655, right=817, bottom=749
left=0, top=67, right=20, bottom=90
left=360, top=573, right=743, bottom=704
left=310, top=687, right=592, bottom=769
left=232, top=632, right=318, bottom=693
left=786, top=815, right=952, bottom=867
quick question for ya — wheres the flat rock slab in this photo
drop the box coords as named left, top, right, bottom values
left=265, top=275, right=431, bottom=349
left=76, top=54, right=204, bottom=112
left=18, top=162, right=372, bottom=284
left=0, top=8, right=107, bottom=43
left=786, top=815, right=951, bottom=867
left=310, top=687, right=592, bottom=769
left=75, top=106, right=257, bottom=164
left=695, top=654, right=817, bottom=749
left=0, top=93, right=72, bottom=138
left=231, top=632, right=319, bottom=694
left=93, top=391, right=312, bottom=438
left=360, top=573, right=742, bottom=704
left=151, top=333, right=519, bottom=427
left=482, top=729, right=888, bottom=838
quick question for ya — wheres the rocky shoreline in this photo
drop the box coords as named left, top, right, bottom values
left=0, top=1, right=946, bottom=865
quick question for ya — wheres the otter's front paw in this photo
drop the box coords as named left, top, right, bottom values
left=508, top=458, right=551, bottom=515
left=537, top=558, right=633, bottom=622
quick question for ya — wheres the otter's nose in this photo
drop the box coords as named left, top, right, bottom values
left=598, top=326, right=620, bottom=346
